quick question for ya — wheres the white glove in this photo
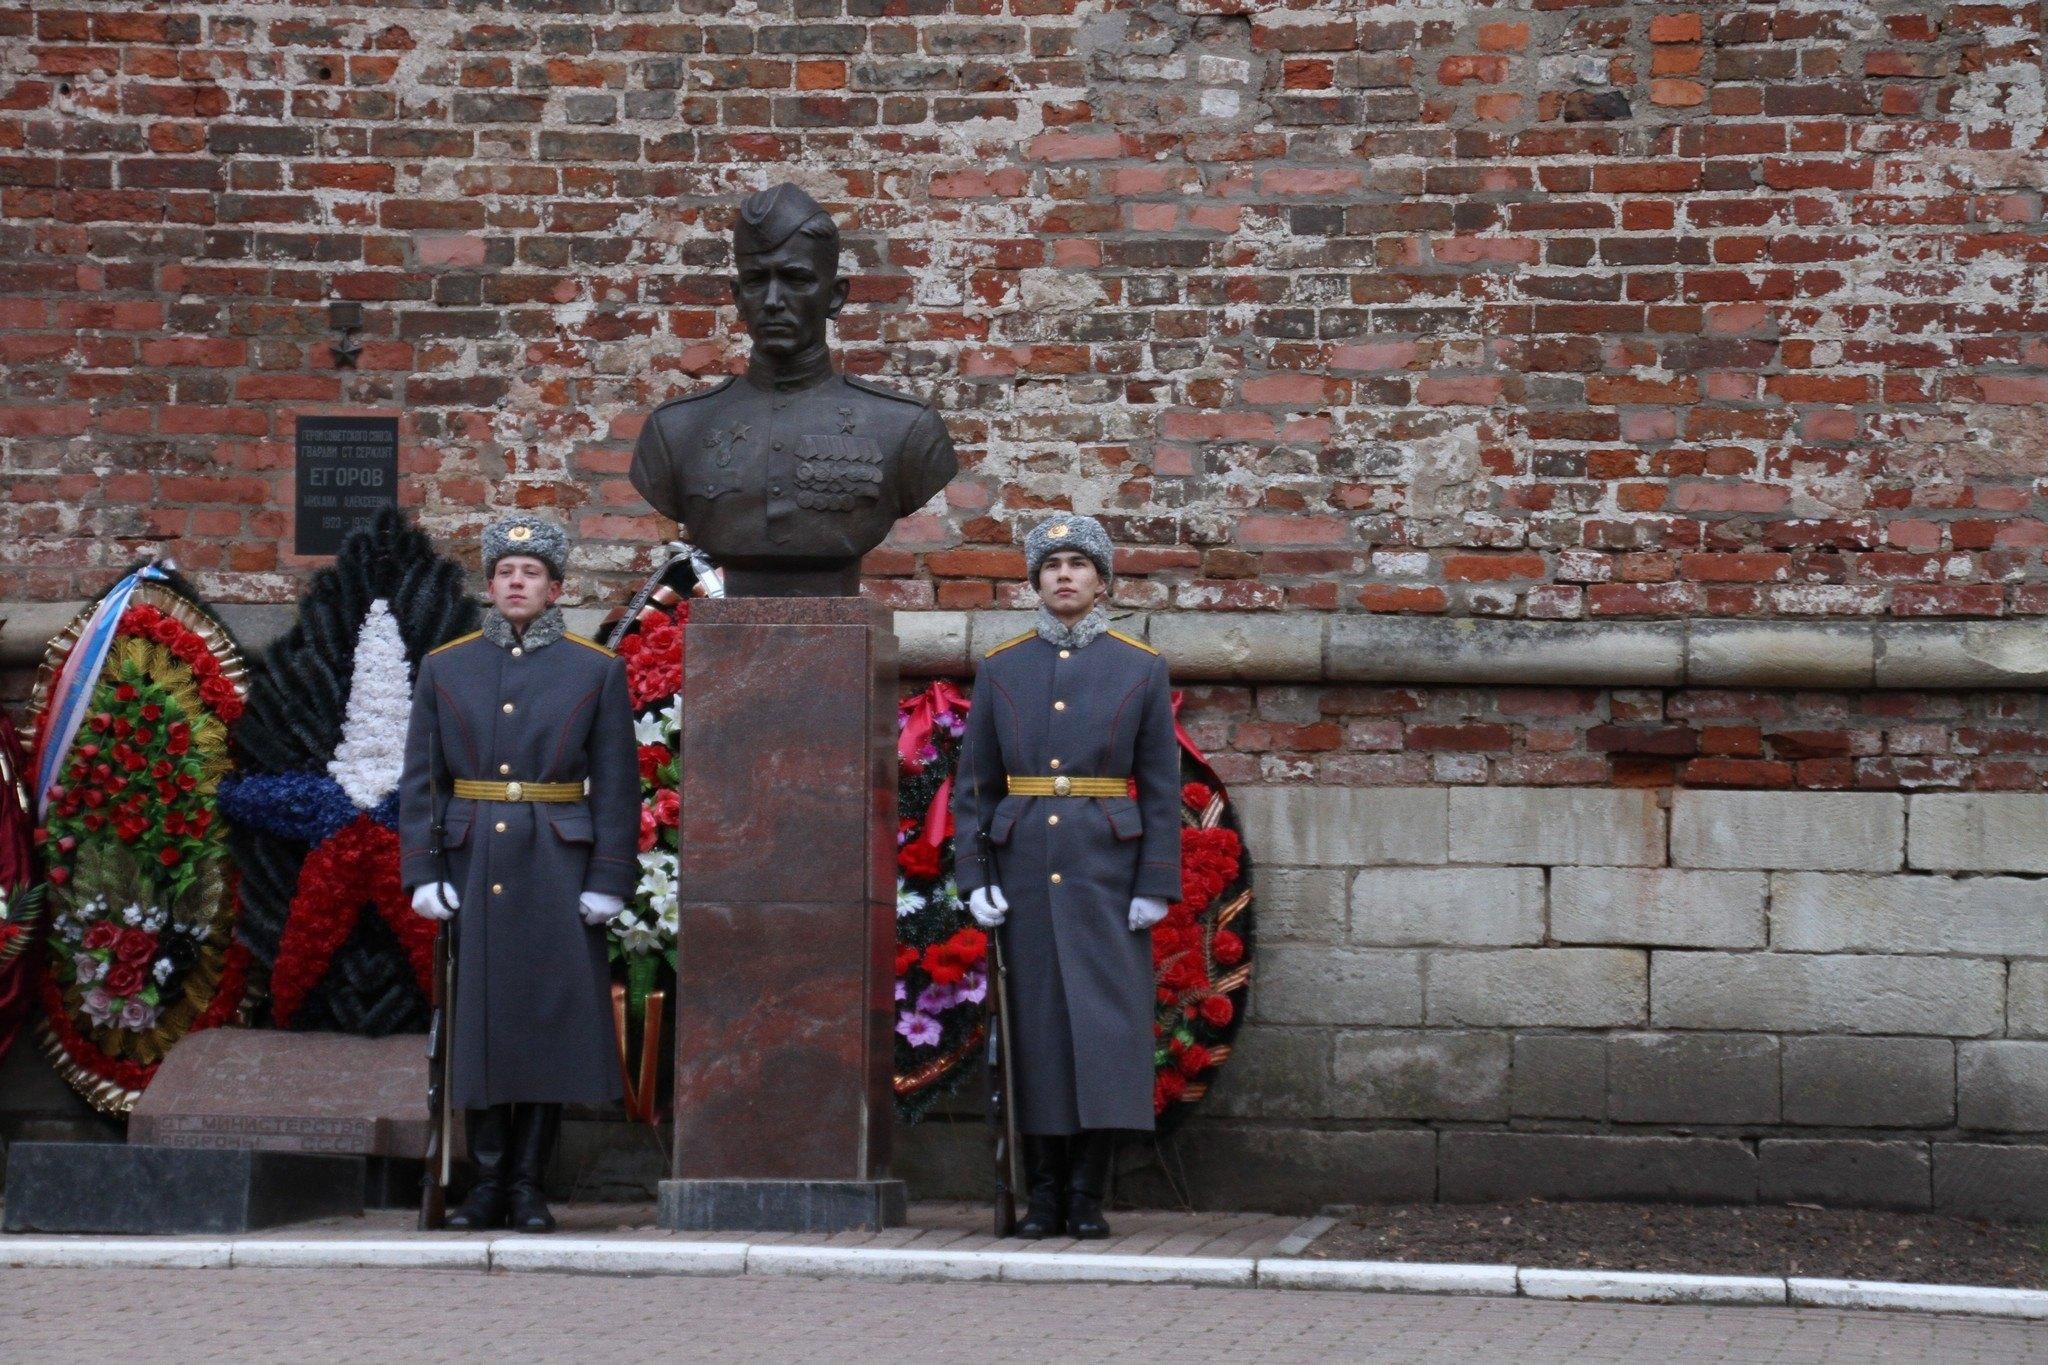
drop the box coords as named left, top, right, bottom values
left=1129, top=896, right=1169, bottom=932
left=968, top=885, right=1008, bottom=928
left=411, top=882, right=459, bottom=921
left=579, top=891, right=625, bottom=927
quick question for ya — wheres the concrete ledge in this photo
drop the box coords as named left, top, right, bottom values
left=1328, top=616, right=1685, bottom=686
left=1519, top=1267, right=1786, bottom=1306
left=8, top=603, right=2047, bottom=690
left=1788, top=1277, right=2048, bottom=1320
left=996, top=1251, right=1257, bottom=1285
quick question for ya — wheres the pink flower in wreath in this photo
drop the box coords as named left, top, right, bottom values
left=895, top=1012, right=941, bottom=1048
left=638, top=805, right=658, bottom=852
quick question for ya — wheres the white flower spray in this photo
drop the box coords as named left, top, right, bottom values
left=328, top=598, right=414, bottom=811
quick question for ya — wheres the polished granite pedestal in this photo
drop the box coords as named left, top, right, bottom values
left=659, top=598, right=905, bottom=1233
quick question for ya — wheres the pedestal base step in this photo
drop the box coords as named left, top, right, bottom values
left=2, top=1143, right=364, bottom=1235
left=657, top=1177, right=906, bottom=1234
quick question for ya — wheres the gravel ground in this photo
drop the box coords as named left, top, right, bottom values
left=1305, top=1201, right=2048, bottom=1288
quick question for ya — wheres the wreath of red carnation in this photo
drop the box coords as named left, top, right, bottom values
left=29, top=581, right=252, bottom=1114
left=268, top=816, right=431, bottom=1028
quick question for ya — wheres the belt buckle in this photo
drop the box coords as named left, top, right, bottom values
left=506, top=781, right=523, bottom=801
left=1052, top=775, right=1071, bottom=797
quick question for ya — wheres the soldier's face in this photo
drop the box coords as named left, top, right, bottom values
left=730, top=231, right=849, bottom=360
left=1037, top=550, right=1105, bottom=625
left=489, top=556, right=562, bottom=626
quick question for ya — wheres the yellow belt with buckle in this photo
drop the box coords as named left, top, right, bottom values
left=451, top=779, right=585, bottom=803
left=1006, top=775, right=1130, bottom=798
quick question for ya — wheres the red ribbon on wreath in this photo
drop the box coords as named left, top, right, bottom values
left=269, top=815, right=433, bottom=1027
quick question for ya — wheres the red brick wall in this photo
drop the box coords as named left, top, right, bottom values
left=1176, top=681, right=2048, bottom=791
left=1, top=6, right=2044, bottom=615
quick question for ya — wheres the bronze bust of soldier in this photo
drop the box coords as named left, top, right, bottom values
left=629, top=184, right=959, bottom=597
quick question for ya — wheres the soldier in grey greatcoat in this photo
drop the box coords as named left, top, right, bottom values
left=952, top=515, right=1183, bottom=1239
left=399, top=513, right=641, bottom=1233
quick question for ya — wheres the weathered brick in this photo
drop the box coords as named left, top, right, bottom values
left=1782, top=1036, right=1956, bottom=1127
left=1427, top=948, right=1647, bottom=1028
left=1200, top=1025, right=1329, bottom=1120
left=1349, top=866, right=1542, bottom=946
left=1255, top=946, right=1421, bottom=1026
left=1908, top=794, right=2048, bottom=873
left=1448, top=788, right=1665, bottom=866
left=1439, top=1132, right=1757, bottom=1204
left=1608, top=1033, right=1780, bottom=1125
left=1331, top=1029, right=1508, bottom=1120
left=1772, top=873, right=2048, bottom=957
left=1233, top=787, right=1446, bottom=867
left=1651, top=953, right=2004, bottom=1037
left=1957, top=1042, right=2048, bottom=1132
left=1248, top=867, right=1346, bottom=943
left=1509, top=1033, right=1606, bottom=1119
left=1671, top=792, right=1903, bottom=871
left=1758, top=1140, right=1931, bottom=1211
left=1552, top=868, right=1765, bottom=947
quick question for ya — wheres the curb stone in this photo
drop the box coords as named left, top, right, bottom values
left=1788, top=1277, right=2048, bottom=1320
left=1519, top=1268, right=1787, bottom=1306
left=1, top=1235, right=2045, bottom=1319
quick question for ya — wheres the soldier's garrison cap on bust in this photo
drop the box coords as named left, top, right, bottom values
left=1025, top=513, right=1114, bottom=584
left=482, top=513, right=569, bottom=579
left=734, top=183, right=836, bottom=256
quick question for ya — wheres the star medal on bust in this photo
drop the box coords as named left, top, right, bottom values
left=708, top=424, right=748, bottom=468
left=838, top=405, right=857, bottom=434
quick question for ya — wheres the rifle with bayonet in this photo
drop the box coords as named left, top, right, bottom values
left=981, top=829, right=1023, bottom=1237
left=419, top=713, right=458, bottom=1231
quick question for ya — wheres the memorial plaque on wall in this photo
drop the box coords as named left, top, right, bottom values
left=294, top=415, right=399, bottom=556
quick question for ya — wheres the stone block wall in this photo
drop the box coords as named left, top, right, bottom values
left=1182, top=786, right=2048, bottom=1216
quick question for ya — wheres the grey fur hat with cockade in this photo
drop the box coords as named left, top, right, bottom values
left=482, top=512, right=569, bottom=579
left=1024, top=513, right=1114, bottom=584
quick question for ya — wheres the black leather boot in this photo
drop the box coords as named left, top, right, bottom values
left=445, top=1105, right=511, bottom=1231
left=1066, top=1129, right=1114, bottom=1240
left=1014, top=1136, right=1067, bottom=1239
left=507, top=1103, right=560, bottom=1234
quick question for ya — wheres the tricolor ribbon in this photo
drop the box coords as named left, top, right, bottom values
left=32, top=563, right=171, bottom=820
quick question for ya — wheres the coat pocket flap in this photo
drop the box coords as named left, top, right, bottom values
left=1100, top=796, right=1143, bottom=842
left=441, top=815, right=473, bottom=849
left=988, top=793, right=1025, bottom=847
left=547, top=810, right=596, bottom=844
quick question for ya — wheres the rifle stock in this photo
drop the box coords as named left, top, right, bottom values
left=418, top=704, right=457, bottom=1231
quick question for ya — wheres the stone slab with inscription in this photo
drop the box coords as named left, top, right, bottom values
left=127, top=1029, right=439, bottom=1159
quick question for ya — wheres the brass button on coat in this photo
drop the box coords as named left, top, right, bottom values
left=1053, top=700, right=1067, bottom=711
left=1048, top=757, right=1061, bottom=769
left=1049, top=873, right=1062, bottom=884
left=499, top=763, right=511, bottom=775
left=1047, top=814, right=1060, bottom=826
left=492, top=883, right=504, bottom=895
left=495, top=821, right=507, bottom=833
left=511, top=647, right=523, bottom=658
left=502, top=702, right=515, bottom=714
left=1059, top=649, right=1070, bottom=659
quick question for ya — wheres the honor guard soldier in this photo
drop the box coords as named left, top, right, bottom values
left=628, top=182, right=959, bottom=598
left=952, top=515, right=1183, bottom=1239
left=399, top=514, right=641, bottom=1233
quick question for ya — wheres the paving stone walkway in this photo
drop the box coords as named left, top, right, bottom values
left=4, top=1264, right=2041, bottom=1362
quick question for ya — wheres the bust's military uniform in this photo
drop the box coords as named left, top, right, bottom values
left=628, top=361, right=958, bottom=595
left=398, top=619, right=639, bottom=1109
left=952, top=624, right=1184, bottom=1134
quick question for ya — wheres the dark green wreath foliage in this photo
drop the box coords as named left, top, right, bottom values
left=230, top=510, right=478, bottom=1035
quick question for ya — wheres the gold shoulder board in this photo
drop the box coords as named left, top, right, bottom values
left=427, top=631, right=482, bottom=657
left=983, top=632, right=1035, bottom=659
left=566, top=633, right=616, bottom=657
left=1106, top=629, right=1158, bottom=656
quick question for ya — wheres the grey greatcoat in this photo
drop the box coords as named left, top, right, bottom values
left=398, top=622, right=639, bottom=1108
left=952, top=627, right=1183, bottom=1134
